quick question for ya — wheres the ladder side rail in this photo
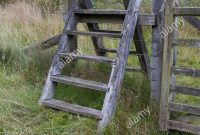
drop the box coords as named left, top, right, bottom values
left=40, top=0, right=80, bottom=103
left=123, top=0, right=151, bottom=76
left=159, top=0, right=176, bottom=131
left=98, top=0, right=142, bottom=132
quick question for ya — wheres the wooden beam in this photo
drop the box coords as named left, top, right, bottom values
left=168, top=120, right=200, bottom=134
left=150, top=0, right=166, bottom=103
left=169, top=102, right=200, bottom=116
left=159, top=0, right=175, bottom=131
left=172, top=67, right=200, bottom=78
left=174, top=39, right=200, bottom=48
left=77, top=13, right=156, bottom=26
left=174, top=7, right=200, bottom=16
left=171, top=85, right=200, bottom=96
left=183, top=16, right=200, bottom=31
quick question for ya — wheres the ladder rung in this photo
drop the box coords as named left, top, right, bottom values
left=65, top=30, right=122, bottom=38
left=99, top=48, right=137, bottom=55
left=42, top=99, right=102, bottom=119
left=74, top=9, right=128, bottom=15
left=169, top=102, right=200, bottom=116
left=174, top=7, right=200, bottom=16
left=168, top=120, right=200, bottom=134
left=170, top=85, right=200, bottom=96
left=51, top=75, right=109, bottom=92
left=174, top=39, right=200, bottom=48
left=172, top=67, right=200, bottom=78
left=58, top=53, right=116, bottom=65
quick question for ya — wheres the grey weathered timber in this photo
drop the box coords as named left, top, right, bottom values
left=183, top=16, right=200, bottom=31
left=174, top=39, right=200, bottom=48
left=150, top=0, right=166, bottom=103
left=23, top=34, right=62, bottom=52
left=176, top=114, right=200, bottom=123
left=99, top=48, right=137, bottom=55
left=126, top=67, right=144, bottom=73
left=168, top=120, right=200, bottom=134
left=65, top=30, right=122, bottom=38
left=174, top=7, right=200, bottom=16
left=77, top=12, right=156, bottom=26
left=171, top=85, right=200, bottom=96
left=124, top=0, right=150, bottom=75
left=51, top=75, right=108, bottom=92
left=58, top=53, right=116, bottom=65
left=40, top=0, right=80, bottom=103
left=74, top=9, right=128, bottom=15
left=159, top=0, right=175, bottom=131
left=79, top=0, right=106, bottom=56
left=172, top=67, right=200, bottom=78
left=134, top=26, right=150, bottom=75
left=169, top=102, right=200, bottom=115
left=98, top=0, right=142, bottom=132
left=42, top=99, right=102, bottom=119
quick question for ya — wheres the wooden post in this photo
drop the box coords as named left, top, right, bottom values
left=150, top=0, right=166, bottom=103
left=159, top=0, right=176, bottom=131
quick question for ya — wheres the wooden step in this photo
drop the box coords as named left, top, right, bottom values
left=169, top=102, right=200, bottom=116
left=58, top=53, right=116, bottom=65
left=170, top=85, right=200, bottom=96
left=42, top=99, right=102, bottom=119
left=168, top=120, right=200, bottom=134
left=74, top=9, right=128, bottom=15
left=172, top=66, right=200, bottom=78
left=74, top=9, right=155, bottom=26
left=65, top=30, right=121, bottom=38
left=99, top=48, right=137, bottom=55
left=174, top=39, right=200, bottom=48
left=174, top=7, right=200, bottom=16
left=51, top=75, right=108, bottom=92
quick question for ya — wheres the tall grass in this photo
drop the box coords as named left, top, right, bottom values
left=0, top=0, right=199, bottom=135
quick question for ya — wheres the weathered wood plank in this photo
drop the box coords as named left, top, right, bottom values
left=40, top=0, right=80, bottom=102
left=65, top=30, right=122, bottom=38
left=126, top=67, right=144, bottom=73
left=150, top=0, right=166, bottom=103
left=174, top=39, right=200, bottom=48
left=99, top=48, right=137, bottom=55
left=77, top=13, right=156, bottom=26
left=172, top=67, right=200, bottom=78
left=74, top=9, right=128, bottom=15
left=176, top=114, right=200, bottom=123
left=43, top=99, right=102, bottom=119
left=174, top=7, right=200, bottom=16
left=51, top=75, right=108, bottom=91
left=183, top=16, right=200, bottom=31
left=169, top=102, right=200, bottom=116
left=168, top=120, right=200, bottom=134
left=98, top=0, right=142, bottom=132
left=171, top=85, right=200, bottom=96
left=23, top=34, right=62, bottom=52
left=58, top=53, right=116, bottom=65
left=159, top=0, right=175, bottom=131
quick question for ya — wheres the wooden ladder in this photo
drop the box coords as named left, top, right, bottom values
left=39, top=0, right=150, bottom=132
left=159, top=0, right=200, bottom=134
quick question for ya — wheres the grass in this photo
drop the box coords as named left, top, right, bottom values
left=0, top=0, right=200, bottom=135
